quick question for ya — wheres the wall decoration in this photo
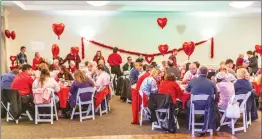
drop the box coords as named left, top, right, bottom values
left=158, top=44, right=169, bottom=56
left=182, top=41, right=195, bottom=60
left=81, top=37, right=85, bottom=59
left=52, top=44, right=60, bottom=57
left=157, top=17, right=168, bottom=29
left=10, top=31, right=16, bottom=40
left=52, top=23, right=65, bottom=40
left=255, top=44, right=262, bottom=55
left=4, top=30, right=10, bottom=38
left=86, top=37, right=215, bottom=64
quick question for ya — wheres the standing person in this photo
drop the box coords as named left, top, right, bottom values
left=123, top=56, right=134, bottom=71
left=17, top=46, right=28, bottom=65
left=62, top=49, right=81, bottom=69
left=168, top=49, right=178, bottom=67
left=247, top=51, right=258, bottom=75
left=236, top=54, right=244, bottom=68
left=32, top=52, right=43, bottom=70
left=129, top=62, right=141, bottom=85
left=107, top=47, right=122, bottom=89
left=93, top=51, right=105, bottom=63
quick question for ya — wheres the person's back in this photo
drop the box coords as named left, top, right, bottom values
left=1, top=70, right=19, bottom=89
left=32, top=77, right=60, bottom=92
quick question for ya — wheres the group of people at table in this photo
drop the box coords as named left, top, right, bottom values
left=1, top=45, right=261, bottom=136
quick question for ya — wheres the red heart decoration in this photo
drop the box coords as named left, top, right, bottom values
left=52, top=44, right=60, bottom=57
left=157, top=18, right=168, bottom=29
left=10, top=31, right=16, bottom=40
left=71, top=46, right=79, bottom=55
left=10, top=56, right=17, bottom=61
left=145, top=55, right=154, bottom=64
left=182, top=41, right=195, bottom=59
left=255, top=44, right=262, bottom=55
left=52, top=23, right=65, bottom=40
left=158, top=44, right=169, bottom=55
left=5, top=30, right=10, bottom=38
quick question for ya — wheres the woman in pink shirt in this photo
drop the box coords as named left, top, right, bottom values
left=95, top=64, right=110, bottom=89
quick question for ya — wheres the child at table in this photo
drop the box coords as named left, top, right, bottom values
left=57, top=65, right=74, bottom=81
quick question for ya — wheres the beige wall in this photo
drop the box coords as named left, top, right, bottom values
left=6, top=12, right=261, bottom=70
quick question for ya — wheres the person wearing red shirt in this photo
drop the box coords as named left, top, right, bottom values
left=11, top=64, right=34, bottom=107
left=93, top=51, right=105, bottom=63
left=236, top=54, right=244, bottom=68
left=131, top=64, right=151, bottom=124
left=32, top=52, right=43, bottom=70
left=107, top=47, right=122, bottom=90
left=158, top=73, right=183, bottom=105
left=62, top=49, right=81, bottom=69
left=168, top=49, right=178, bottom=67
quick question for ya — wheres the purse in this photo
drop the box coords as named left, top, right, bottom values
left=226, top=100, right=240, bottom=119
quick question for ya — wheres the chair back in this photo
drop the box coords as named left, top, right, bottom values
left=76, top=87, right=95, bottom=103
left=191, top=94, right=209, bottom=102
left=235, top=91, right=251, bottom=109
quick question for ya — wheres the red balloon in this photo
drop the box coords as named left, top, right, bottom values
left=255, top=44, right=262, bottom=55
left=10, top=31, right=16, bottom=40
left=5, top=30, right=10, bottom=38
left=52, top=44, right=60, bottom=57
left=145, top=55, right=154, bottom=64
left=157, top=18, right=168, bottom=29
left=71, top=46, right=79, bottom=55
left=52, top=23, right=65, bottom=40
left=9, top=56, right=17, bottom=61
left=182, top=41, right=195, bottom=59
left=158, top=44, right=169, bottom=55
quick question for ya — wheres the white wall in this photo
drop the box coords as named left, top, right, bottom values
left=6, top=11, right=261, bottom=68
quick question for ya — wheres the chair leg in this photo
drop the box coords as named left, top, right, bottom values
left=99, top=105, right=102, bottom=116
left=51, top=104, right=54, bottom=124
left=217, top=112, right=225, bottom=131
left=243, top=112, right=247, bottom=132
left=188, top=108, right=191, bottom=130
left=54, top=100, right=58, bottom=120
left=26, top=110, right=33, bottom=121
left=191, top=112, right=195, bottom=135
left=35, top=106, right=38, bottom=124
left=105, top=99, right=108, bottom=114
left=79, top=104, right=83, bottom=122
left=92, top=103, right=95, bottom=120
left=6, top=103, right=10, bottom=122
left=140, top=106, right=143, bottom=126
left=70, top=108, right=76, bottom=120
left=231, top=119, right=235, bottom=135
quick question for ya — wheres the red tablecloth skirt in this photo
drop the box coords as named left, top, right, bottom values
left=57, top=87, right=70, bottom=108
left=252, top=82, right=261, bottom=96
left=179, top=92, right=191, bottom=109
left=131, top=89, right=148, bottom=124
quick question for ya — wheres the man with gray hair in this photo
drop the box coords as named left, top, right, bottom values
left=182, top=63, right=199, bottom=83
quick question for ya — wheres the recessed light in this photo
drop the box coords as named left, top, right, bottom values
left=86, top=1, right=110, bottom=6
left=229, top=1, right=254, bottom=9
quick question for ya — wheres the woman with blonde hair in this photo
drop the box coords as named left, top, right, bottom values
left=216, top=65, right=236, bottom=83
left=68, top=70, right=95, bottom=109
left=139, top=69, right=161, bottom=98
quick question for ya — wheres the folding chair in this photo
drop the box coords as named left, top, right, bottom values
left=189, top=94, right=213, bottom=136
left=71, top=87, right=95, bottom=122
left=110, top=74, right=116, bottom=96
left=35, top=88, right=58, bottom=124
left=1, top=89, right=33, bottom=124
left=139, top=91, right=150, bottom=126
left=152, top=108, right=180, bottom=130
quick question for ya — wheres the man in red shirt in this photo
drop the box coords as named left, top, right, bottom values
left=11, top=64, right=34, bottom=109
left=62, top=49, right=81, bottom=69
left=107, top=47, right=122, bottom=90
left=131, top=64, right=151, bottom=124
left=168, top=49, right=178, bottom=67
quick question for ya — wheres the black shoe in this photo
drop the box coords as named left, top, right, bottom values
left=195, top=132, right=206, bottom=137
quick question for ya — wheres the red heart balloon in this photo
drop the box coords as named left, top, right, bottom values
left=10, top=31, right=16, bottom=40
left=71, top=46, right=79, bottom=55
left=145, top=55, right=154, bottom=64
left=52, top=23, right=65, bottom=40
left=52, top=44, right=60, bottom=57
left=255, top=44, right=262, bottom=55
left=157, top=18, right=168, bottom=29
left=182, top=41, right=195, bottom=59
left=158, top=44, right=169, bottom=55
left=9, top=56, right=17, bottom=61
left=5, top=30, right=10, bottom=38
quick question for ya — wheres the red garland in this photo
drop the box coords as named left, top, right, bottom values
left=86, top=38, right=214, bottom=61
left=81, top=37, right=85, bottom=59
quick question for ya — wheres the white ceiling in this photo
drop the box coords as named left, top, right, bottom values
left=2, top=1, right=261, bottom=17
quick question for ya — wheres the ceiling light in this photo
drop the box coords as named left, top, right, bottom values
left=229, top=1, right=254, bottom=9
left=86, top=1, right=110, bottom=6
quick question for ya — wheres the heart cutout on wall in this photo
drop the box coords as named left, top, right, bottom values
left=145, top=55, right=154, bottom=64
left=158, top=44, right=169, bottom=55
left=176, top=25, right=186, bottom=35
left=10, top=56, right=17, bottom=61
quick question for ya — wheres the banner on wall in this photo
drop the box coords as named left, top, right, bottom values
left=31, top=42, right=45, bottom=51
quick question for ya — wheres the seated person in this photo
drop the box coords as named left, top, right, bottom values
left=159, top=73, right=183, bottom=105
left=160, top=61, right=168, bottom=71
left=95, top=64, right=110, bottom=90
left=139, top=69, right=161, bottom=99
left=81, top=61, right=89, bottom=73
left=1, top=69, right=20, bottom=89
left=32, top=68, right=60, bottom=102
left=57, top=65, right=74, bottom=81
left=216, top=72, right=235, bottom=110
left=234, top=68, right=258, bottom=121
left=34, top=63, right=49, bottom=79
left=85, top=61, right=97, bottom=79
left=180, top=62, right=191, bottom=79
left=52, top=59, right=61, bottom=70
left=129, top=62, right=141, bottom=85
left=123, top=56, right=134, bottom=72
left=11, top=64, right=34, bottom=110
left=68, top=61, right=77, bottom=73
left=182, top=63, right=199, bottom=83
left=193, top=61, right=201, bottom=68
left=166, top=60, right=180, bottom=80
left=98, top=59, right=110, bottom=75
left=69, top=70, right=94, bottom=109
left=49, top=64, right=59, bottom=79
left=225, top=59, right=237, bottom=77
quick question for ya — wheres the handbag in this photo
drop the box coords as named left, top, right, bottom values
left=226, top=100, right=240, bottom=119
